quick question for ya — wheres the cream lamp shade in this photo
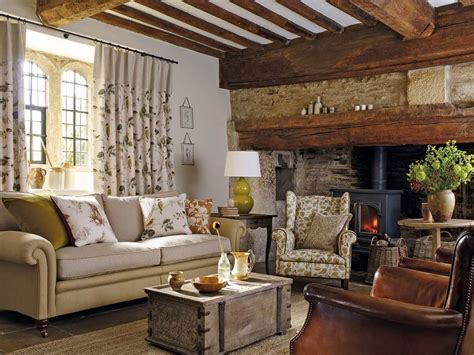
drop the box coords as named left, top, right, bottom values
left=224, top=151, right=261, bottom=177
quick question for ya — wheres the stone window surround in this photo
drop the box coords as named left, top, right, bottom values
left=25, top=50, right=93, bottom=176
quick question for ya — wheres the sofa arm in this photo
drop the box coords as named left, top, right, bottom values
left=0, top=231, right=57, bottom=320
left=0, top=231, right=56, bottom=265
left=372, top=265, right=449, bottom=308
left=210, top=217, right=246, bottom=252
left=305, top=283, right=462, bottom=328
left=272, top=228, right=295, bottom=257
left=436, top=247, right=454, bottom=264
left=399, top=256, right=451, bottom=276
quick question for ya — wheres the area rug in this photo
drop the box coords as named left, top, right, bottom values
left=12, top=294, right=309, bottom=355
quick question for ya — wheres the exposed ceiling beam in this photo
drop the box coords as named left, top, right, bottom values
left=275, top=0, right=344, bottom=33
left=111, top=5, right=242, bottom=54
left=92, top=12, right=225, bottom=58
left=460, top=0, right=474, bottom=5
left=135, top=0, right=262, bottom=50
left=349, top=0, right=435, bottom=39
left=229, top=0, right=315, bottom=40
left=182, top=0, right=290, bottom=44
left=327, top=0, right=377, bottom=26
left=36, top=0, right=128, bottom=26
left=219, top=5, right=474, bottom=89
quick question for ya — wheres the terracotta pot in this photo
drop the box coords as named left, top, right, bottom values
left=427, top=190, right=455, bottom=222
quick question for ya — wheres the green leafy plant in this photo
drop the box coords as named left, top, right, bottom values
left=407, top=141, right=474, bottom=192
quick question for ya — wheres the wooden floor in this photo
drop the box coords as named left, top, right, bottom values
left=0, top=262, right=371, bottom=353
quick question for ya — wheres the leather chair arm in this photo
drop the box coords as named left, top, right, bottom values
left=372, top=266, right=449, bottom=308
left=399, top=256, right=451, bottom=276
left=435, top=247, right=454, bottom=264
left=304, top=283, right=462, bottom=329
left=272, top=228, right=295, bottom=256
left=210, top=217, right=246, bottom=252
left=0, top=231, right=55, bottom=265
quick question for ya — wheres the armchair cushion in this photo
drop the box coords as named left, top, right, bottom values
left=280, top=249, right=345, bottom=264
left=302, top=213, right=352, bottom=251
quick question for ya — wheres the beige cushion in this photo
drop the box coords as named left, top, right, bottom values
left=301, top=213, right=352, bottom=252
left=140, top=234, right=231, bottom=265
left=56, top=242, right=162, bottom=280
left=103, top=191, right=178, bottom=242
left=280, top=249, right=345, bottom=264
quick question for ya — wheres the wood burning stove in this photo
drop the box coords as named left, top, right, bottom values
left=332, top=147, right=403, bottom=255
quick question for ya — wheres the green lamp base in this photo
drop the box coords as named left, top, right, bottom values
left=233, top=177, right=254, bottom=214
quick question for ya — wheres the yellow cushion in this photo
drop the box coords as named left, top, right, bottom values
left=2, top=195, right=68, bottom=250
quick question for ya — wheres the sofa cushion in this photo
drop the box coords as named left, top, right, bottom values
left=0, top=192, right=28, bottom=231
left=140, top=234, right=231, bottom=265
left=102, top=191, right=178, bottom=242
left=279, top=249, right=345, bottom=265
left=56, top=242, right=162, bottom=280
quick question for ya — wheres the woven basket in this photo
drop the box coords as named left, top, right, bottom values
left=413, top=231, right=456, bottom=260
left=365, top=237, right=408, bottom=284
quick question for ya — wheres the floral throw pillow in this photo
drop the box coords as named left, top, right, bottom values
left=51, top=195, right=118, bottom=247
left=140, top=194, right=192, bottom=240
left=300, top=213, right=352, bottom=252
left=185, top=199, right=213, bottom=234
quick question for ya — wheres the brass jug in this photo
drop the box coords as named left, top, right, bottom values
left=231, top=250, right=255, bottom=280
left=28, top=168, right=47, bottom=189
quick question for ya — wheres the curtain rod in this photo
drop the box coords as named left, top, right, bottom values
left=0, top=12, right=179, bottom=65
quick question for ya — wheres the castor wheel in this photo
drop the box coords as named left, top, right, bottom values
left=40, top=329, right=48, bottom=338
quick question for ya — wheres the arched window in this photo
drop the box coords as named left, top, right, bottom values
left=24, top=61, right=47, bottom=164
left=61, top=70, right=88, bottom=166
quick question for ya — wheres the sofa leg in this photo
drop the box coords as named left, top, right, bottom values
left=341, top=279, right=349, bottom=290
left=36, top=319, right=49, bottom=338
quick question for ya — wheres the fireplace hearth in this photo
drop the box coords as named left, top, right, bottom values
left=332, top=147, right=402, bottom=255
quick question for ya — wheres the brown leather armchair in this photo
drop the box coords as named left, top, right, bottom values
left=398, top=247, right=453, bottom=276
left=290, top=231, right=474, bottom=355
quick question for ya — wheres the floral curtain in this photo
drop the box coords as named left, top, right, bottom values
left=92, top=44, right=175, bottom=196
left=0, top=21, right=27, bottom=192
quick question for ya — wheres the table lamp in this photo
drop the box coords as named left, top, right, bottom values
left=224, top=151, right=261, bottom=214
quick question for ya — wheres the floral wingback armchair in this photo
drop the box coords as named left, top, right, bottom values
left=272, top=191, right=357, bottom=289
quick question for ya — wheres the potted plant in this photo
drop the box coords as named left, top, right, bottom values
left=407, top=140, right=474, bottom=222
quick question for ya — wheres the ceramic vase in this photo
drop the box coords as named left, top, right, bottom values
left=427, top=190, right=455, bottom=222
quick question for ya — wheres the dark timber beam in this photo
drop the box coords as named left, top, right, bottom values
left=92, top=12, right=225, bottom=58
left=36, top=0, right=128, bottom=26
left=219, top=5, right=474, bottom=89
left=230, top=0, right=316, bottom=40
left=327, top=0, right=377, bottom=26
left=460, top=0, right=474, bottom=6
left=275, top=0, right=344, bottom=33
left=182, top=0, right=290, bottom=44
left=112, top=5, right=242, bottom=54
left=349, top=0, right=435, bottom=39
left=135, top=0, right=263, bottom=50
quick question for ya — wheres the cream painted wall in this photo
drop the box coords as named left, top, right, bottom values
left=0, top=0, right=231, bottom=208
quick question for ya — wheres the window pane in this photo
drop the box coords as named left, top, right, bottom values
left=32, top=121, right=42, bottom=135
left=32, top=151, right=41, bottom=162
left=38, top=91, right=46, bottom=107
left=32, top=110, right=42, bottom=122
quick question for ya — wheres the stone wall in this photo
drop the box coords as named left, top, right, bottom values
left=229, top=62, right=474, bottom=261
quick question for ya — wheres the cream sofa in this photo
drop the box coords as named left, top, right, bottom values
left=0, top=191, right=246, bottom=337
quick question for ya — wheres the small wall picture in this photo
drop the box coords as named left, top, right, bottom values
left=180, top=97, right=194, bottom=129
left=181, top=133, right=194, bottom=165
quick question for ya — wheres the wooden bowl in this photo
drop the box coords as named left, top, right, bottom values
left=192, top=276, right=225, bottom=293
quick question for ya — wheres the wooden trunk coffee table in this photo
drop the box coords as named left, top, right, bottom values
left=145, top=273, right=292, bottom=354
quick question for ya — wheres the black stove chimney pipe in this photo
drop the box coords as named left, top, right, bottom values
left=372, top=146, right=387, bottom=190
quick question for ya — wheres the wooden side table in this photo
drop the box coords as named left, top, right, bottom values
left=398, top=218, right=474, bottom=258
left=211, top=213, right=277, bottom=274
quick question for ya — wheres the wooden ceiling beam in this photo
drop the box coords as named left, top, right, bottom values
left=219, top=5, right=474, bottom=89
left=230, top=0, right=315, bottom=40
left=349, top=0, right=435, bottom=39
left=36, top=0, right=129, bottom=26
left=182, top=0, right=290, bottom=44
left=327, top=0, right=377, bottom=26
left=135, top=0, right=262, bottom=50
left=92, top=12, right=225, bottom=58
left=275, top=0, right=344, bottom=33
left=460, top=0, right=474, bottom=6
left=112, top=5, right=241, bottom=54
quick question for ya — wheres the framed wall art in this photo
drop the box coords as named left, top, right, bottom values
left=180, top=97, right=194, bottom=129
left=181, top=133, right=194, bottom=165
